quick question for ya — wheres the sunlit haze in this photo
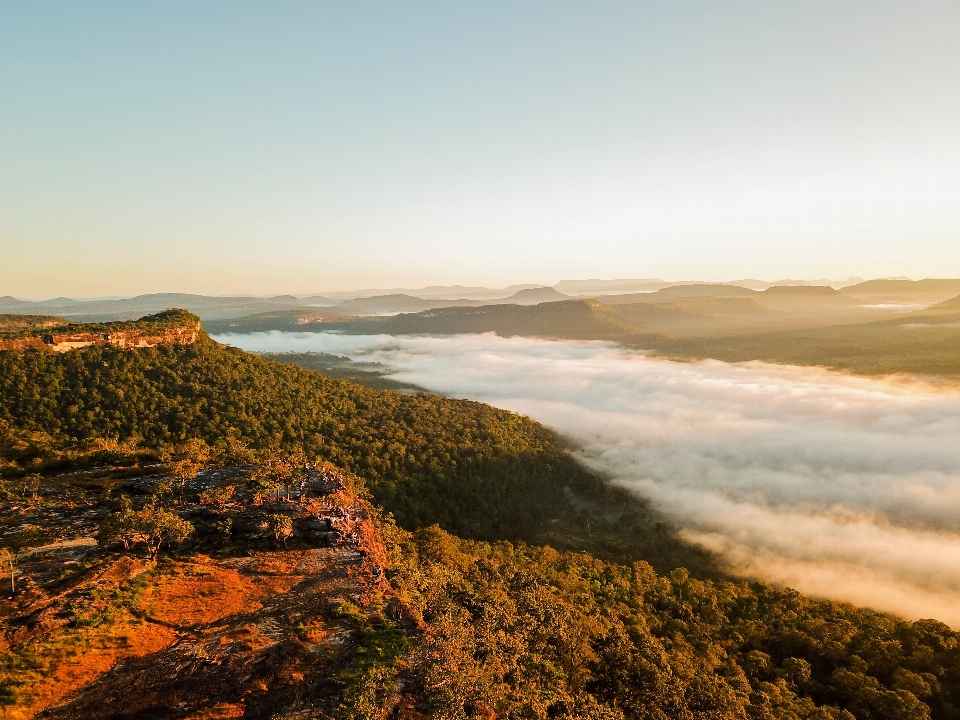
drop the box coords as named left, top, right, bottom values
left=3, top=1, right=960, bottom=297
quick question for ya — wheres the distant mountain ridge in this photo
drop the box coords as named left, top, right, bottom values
left=3, top=277, right=953, bottom=323
left=0, top=293, right=305, bottom=322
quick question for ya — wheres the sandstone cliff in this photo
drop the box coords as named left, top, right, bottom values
left=0, top=310, right=201, bottom=353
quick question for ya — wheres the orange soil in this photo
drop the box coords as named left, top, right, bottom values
left=11, top=620, right=176, bottom=720
left=139, top=564, right=265, bottom=627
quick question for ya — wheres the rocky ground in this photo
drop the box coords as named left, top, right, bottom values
left=0, top=464, right=423, bottom=719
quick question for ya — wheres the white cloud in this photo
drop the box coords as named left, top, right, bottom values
left=216, top=331, right=960, bottom=626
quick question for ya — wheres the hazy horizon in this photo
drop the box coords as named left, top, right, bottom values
left=3, top=1, right=960, bottom=297
left=2, top=274, right=879, bottom=303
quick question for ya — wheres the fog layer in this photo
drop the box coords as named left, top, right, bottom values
left=218, top=331, right=960, bottom=626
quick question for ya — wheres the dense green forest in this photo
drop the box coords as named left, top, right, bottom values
left=386, top=522, right=960, bottom=720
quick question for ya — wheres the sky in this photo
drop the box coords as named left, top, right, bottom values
left=216, top=330, right=960, bottom=627
left=2, top=0, right=960, bottom=298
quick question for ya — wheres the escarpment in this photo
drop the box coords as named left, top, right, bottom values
left=0, top=310, right=201, bottom=353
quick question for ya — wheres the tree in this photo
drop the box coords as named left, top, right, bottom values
left=169, top=459, right=202, bottom=503
left=138, top=505, right=194, bottom=558
left=199, top=485, right=234, bottom=510
left=248, top=469, right=281, bottom=505
left=97, top=499, right=193, bottom=558
left=249, top=453, right=296, bottom=503
left=0, top=524, right=46, bottom=594
left=169, top=438, right=212, bottom=503
left=267, top=514, right=293, bottom=547
left=0, top=549, right=15, bottom=594
left=21, top=473, right=42, bottom=502
left=266, top=453, right=294, bottom=501
left=97, top=496, right=140, bottom=550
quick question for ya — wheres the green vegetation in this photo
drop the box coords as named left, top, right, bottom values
left=0, top=315, right=69, bottom=341
left=0, top=308, right=198, bottom=342
left=97, top=497, right=194, bottom=558
left=339, top=628, right=410, bottom=720
left=0, top=328, right=701, bottom=567
left=6, top=310, right=960, bottom=718
left=386, top=523, right=960, bottom=720
left=651, top=312, right=960, bottom=377
left=253, top=352, right=420, bottom=392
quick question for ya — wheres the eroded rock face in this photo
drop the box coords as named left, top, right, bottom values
left=0, top=323, right=200, bottom=353
left=3, top=464, right=420, bottom=720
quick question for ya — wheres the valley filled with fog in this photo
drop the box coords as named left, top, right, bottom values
left=217, top=330, right=960, bottom=627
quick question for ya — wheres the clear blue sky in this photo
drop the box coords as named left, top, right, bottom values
left=2, top=1, right=959, bottom=297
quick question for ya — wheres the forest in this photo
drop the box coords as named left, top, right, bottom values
left=383, top=521, right=960, bottom=720
left=2, top=314, right=959, bottom=719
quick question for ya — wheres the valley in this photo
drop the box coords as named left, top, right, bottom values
left=3, top=309, right=960, bottom=719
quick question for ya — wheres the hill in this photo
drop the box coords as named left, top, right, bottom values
left=322, top=300, right=636, bottom=340
left=600, top=298, right=777, bottom=337
left=649, top=310, right=960, bottom=377
left=598, top=283, right=758, bottom=304
left=553, top=278, right=668, bottom=294
left=0, top=315, right=706, bottom=571
left=0, top=294, right=307, bottom=322
left=917, top=293, right=960, bottom=314
left=762, top=284, right=840, bottom=296
left=840, top=279, right=960, bottom=306
left=203, top=308, right=358, bottom=334
left=202, top=292, right=960, bottom=376
left=3, top=316, right=960, bottom=718
left=497, top=286, right=570, bottom=304
left=326, top=289, right=568, bottom=314
left=333, top=294, right=478, bottom=315
left=0, top=310, right=201, bottom=352
left=315, top=296, right=883, bottom=342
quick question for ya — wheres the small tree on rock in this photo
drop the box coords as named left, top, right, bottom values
left=169, top=439, right=212, bottom=503
left=138, top=505, right=194, bottom=558
left=97, top=496, right=140, bottom=550
left=0, top=549, right=15, bottom=594
left=0, top=523, right=46, bottom=592
left=267, top=514, right=294, bottom=547
left=97, top=499, right=193, bottom=558
left=199, top=485, right=235, bottom=510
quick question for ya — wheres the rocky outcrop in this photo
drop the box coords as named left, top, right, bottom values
left=0, top=320, right=200, bottom=353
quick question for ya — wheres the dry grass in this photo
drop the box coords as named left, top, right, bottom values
left=138, top=564, right=263, bottom=627
left=8, top=618, right=176, bottom=720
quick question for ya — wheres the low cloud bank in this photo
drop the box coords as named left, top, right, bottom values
left=218, top=331, right=960, bottom=626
